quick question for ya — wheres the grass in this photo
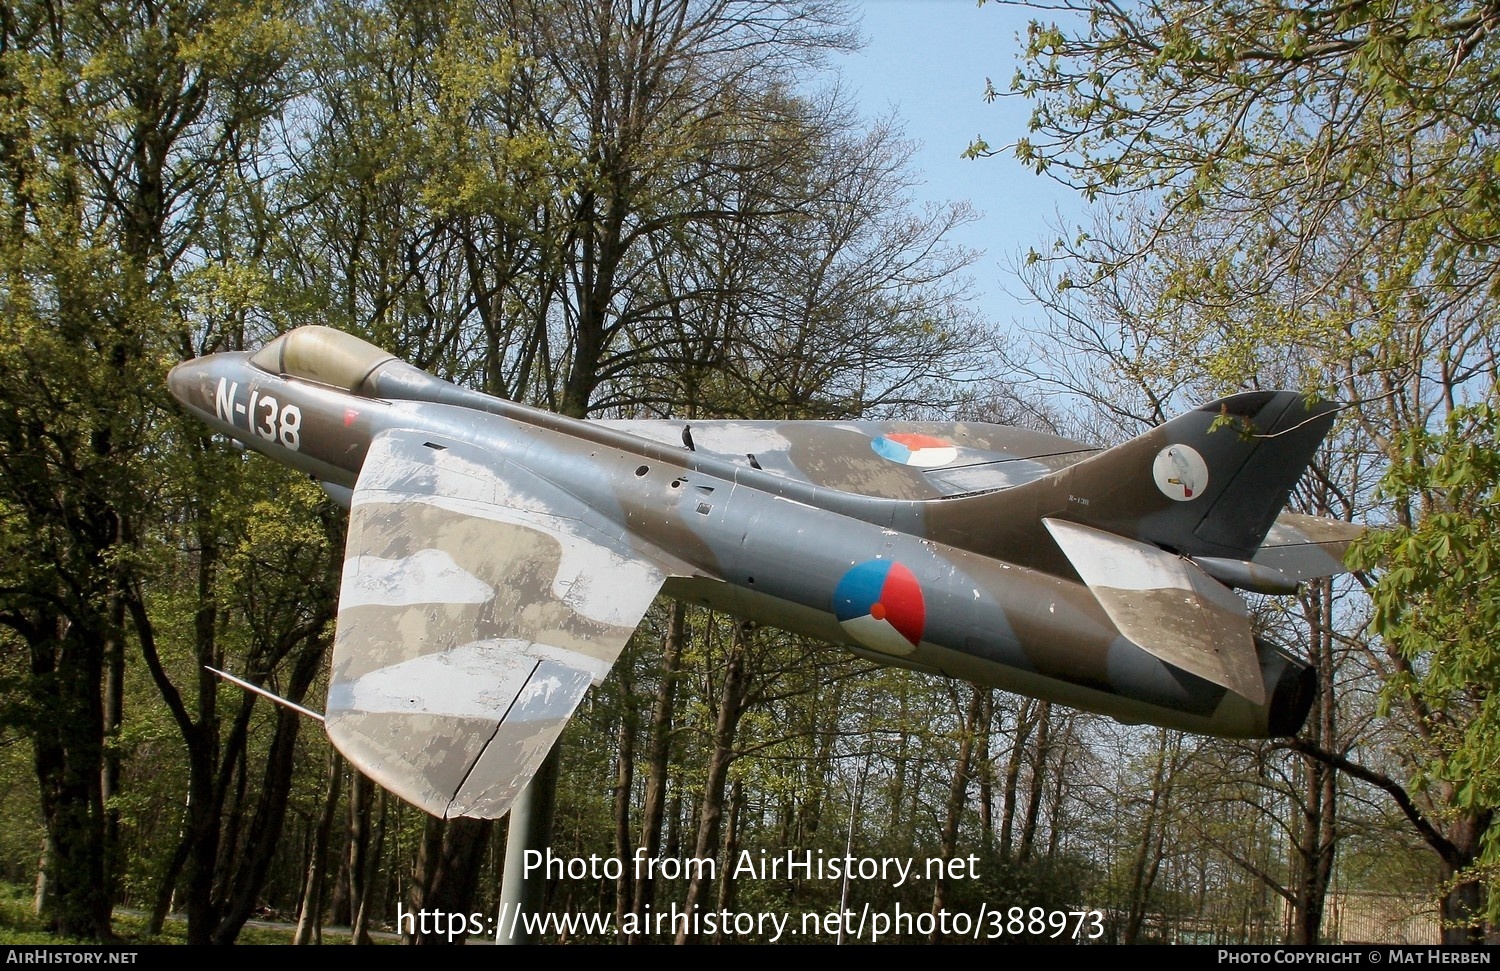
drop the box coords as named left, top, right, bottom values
left=0, top=881, right=385, bottom=945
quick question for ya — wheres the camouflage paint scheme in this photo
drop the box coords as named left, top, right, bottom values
left=168, top=327, right=1363, bottom=819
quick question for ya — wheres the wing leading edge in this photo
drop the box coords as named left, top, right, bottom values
left=326, top=429, right=676, bottom=819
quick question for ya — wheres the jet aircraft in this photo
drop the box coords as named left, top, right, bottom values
left=168, top=326, right=1362, bottom=820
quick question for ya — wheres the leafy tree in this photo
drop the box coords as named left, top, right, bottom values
left=0, top=0, right=356, bottom=943
left=980, top=0, right=1500, bottom=942
left=1351, top=398, right=1500, bottom=935
left=0, top=0, right=299, bottom=938
left=0, top=0, right=1000, bottom=943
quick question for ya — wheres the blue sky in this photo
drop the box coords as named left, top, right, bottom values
left=832, top=1, right=1085, bottom=333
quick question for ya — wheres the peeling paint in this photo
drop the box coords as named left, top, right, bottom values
left=340, top=548, right=493, bottom=608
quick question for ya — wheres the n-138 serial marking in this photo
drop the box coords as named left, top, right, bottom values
left=215, top=377, right=302, bottom=451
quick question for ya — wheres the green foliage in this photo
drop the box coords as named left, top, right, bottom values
left=0, top=735, right=43, bottom=886
left=978, top=0, right=1500, bottom=941
left=998, top=0, right=1500, bottom=410
left=1352, top=397, right=1500, bottom=839
left=0, top=0, right=1003, bottom=944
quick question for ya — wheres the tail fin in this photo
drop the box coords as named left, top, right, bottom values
left=1018, top=391, right=1340, bottom=705
left=1042, top=390, right=1339, bottom=561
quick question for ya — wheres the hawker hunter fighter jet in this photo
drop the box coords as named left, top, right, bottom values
left=168, top=327, right=1361, bottom=819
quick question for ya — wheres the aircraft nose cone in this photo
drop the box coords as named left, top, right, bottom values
left=167, top=358, right=214, bottom=416
left=166, top=361, right=192, bottom=407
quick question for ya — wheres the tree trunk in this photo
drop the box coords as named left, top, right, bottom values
left=409, top=817, right=495, bottom=944
left=346, top=770, right=374, bottom=944
left=612, top=658, right=636, bottom=930
left=1290, top=578, right=1339, bottom=945
left=1437, top=815, right=1491, bottom=944
left=711, top=780, right=746, bottom=946
left=295, top=749, right=344, bottom=945
left=929, top=686, right=984, bottom=942
left=631, top=603, right=687, bottom=933
left=1017, top=701, right=1052, bottom=862
left=976, top=690, right=994, bottom=849
left=676, top=623, right=752, bottom=944
left=212, top=640, right=326, bottom=944
left=1123, top=731, right=1176, bottom=945
left=353, top=787, right=388, bottom=944
left=998, top=699, right=1038, bottom=858
left=101, top=592, right=125, bottom=906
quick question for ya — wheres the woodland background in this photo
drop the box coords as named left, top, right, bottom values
left=0, top=0, right=1497, bottom=945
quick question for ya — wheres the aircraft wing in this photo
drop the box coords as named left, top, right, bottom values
left=325, top=429, right=678, bottom=819
left=601, top=418, right=1096, bottom=499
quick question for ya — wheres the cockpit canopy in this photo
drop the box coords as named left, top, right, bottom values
left=249, top=326, right=395, bottom=393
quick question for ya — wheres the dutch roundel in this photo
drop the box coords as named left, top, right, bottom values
left=870, top=432, right=958, bottom=468
left=833, top=560, right=926, bottom=656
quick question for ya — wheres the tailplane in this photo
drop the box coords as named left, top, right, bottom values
left=994, top=391, right=1348, bottom=705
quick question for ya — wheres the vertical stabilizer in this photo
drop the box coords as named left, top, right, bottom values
left=1040, top=391, right=1339, bottom=561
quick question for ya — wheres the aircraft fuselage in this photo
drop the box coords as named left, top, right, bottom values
left=169, top=339, right=1314, bottom=743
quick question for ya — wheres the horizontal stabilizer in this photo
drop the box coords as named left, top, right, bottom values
left=326, top=429, right=671, bottom=818
left=1253, top=512, right=1366, bottom=581
left=1044, top=518, right=1265, bottom=704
